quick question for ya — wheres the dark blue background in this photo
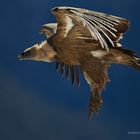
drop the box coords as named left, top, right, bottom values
left=0, top=0, right=140, bottom=140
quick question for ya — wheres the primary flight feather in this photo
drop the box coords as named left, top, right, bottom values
left=18, top=7, right=140, bottom=119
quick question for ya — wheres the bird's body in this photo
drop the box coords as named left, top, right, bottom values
left=18, top=6, right=140, bottom=119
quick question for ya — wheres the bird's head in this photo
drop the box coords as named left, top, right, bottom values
left=17, top=41, right=56, bottom=62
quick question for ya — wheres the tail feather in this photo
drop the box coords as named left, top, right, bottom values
left=118, top=47, right=140, bottom=71
left=130, top=57, right=140, bottom=71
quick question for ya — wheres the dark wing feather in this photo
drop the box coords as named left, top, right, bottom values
left=55, top=63, right=80, bottom=86
left=74, top=66, right=80, bottom=86
left=55, top=62, right=59, bottom=71
left=56, top=62, right=64, bottom=75
left=59, top=62, right=64, bottom=75
left=65, top=64, right=70, bottom=80
left=50, top=7, right=130, bottom=51
left=70, top=65, right=75, bottom=85
left=70, top=65, right=80, bottom=86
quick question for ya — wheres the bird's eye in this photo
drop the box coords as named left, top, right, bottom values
left=21, top=52, right=25, bottom=56
left=26, top=51, right=31, bottom=56
left=22, top=51, right=31, bottom=56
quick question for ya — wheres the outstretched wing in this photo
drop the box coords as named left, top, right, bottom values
left=39, top=23, right=57, bottom=38
left=81, top=56, right=110, bottom=119
left=50, top=7, right=130, bottom=51
left=39, top=23, right=80, bottom=86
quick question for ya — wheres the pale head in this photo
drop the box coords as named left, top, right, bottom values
left=18, top=41, right=57, bottom=62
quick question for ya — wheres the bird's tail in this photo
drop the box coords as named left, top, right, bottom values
left=119, top=48, right=140, bottom=71
left=129, top=56, right=140, bottom=71
left=111, top=47, right=140, bottom=71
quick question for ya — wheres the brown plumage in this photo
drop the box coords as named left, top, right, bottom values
left=18, top=7, right=140, bottom=120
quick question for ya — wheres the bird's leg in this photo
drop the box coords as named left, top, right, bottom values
left=88, top=84, right=103, bottom=120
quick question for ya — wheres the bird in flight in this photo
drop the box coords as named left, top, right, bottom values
left=18, top=7, right=140, bottom=120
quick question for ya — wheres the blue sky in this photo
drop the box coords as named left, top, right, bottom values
left=0, top=0, right=140, bottom=140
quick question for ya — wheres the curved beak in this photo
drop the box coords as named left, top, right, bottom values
left=39, top=27, right=44, bottom=34
left=17, top=54, right=23, bottom=61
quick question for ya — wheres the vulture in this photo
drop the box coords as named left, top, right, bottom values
left=18, top=7, right=140, bottom=120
